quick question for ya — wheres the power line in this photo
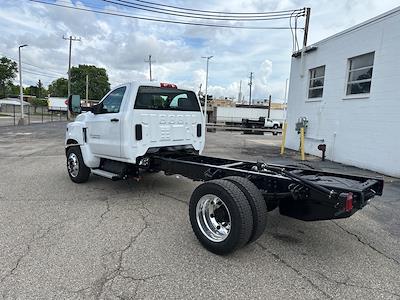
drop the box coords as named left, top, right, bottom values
left=22, top=65, right=65, bottom=77
left=0, top=53, right=66, bottom=76
left=128, top=0, right=301, bottom=15
left=28, top=0, right=301, bottom=30
left=21, top=69, right=61, bottom=79
left=100, top=0, right=304, bottom=21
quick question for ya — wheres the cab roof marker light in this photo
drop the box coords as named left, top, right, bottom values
left=160, top=83, right=177, bottom=88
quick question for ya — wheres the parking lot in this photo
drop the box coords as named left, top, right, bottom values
left=0, top=122, right=399, bottom=299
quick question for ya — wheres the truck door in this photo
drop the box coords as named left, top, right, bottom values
left=86, top=86, right=126, bottom=158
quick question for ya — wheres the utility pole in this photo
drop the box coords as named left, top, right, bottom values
left=145, top=55, right=155, bottom=81
left=85, top=74, right=89, bottom=103
left=248, top=72, right=253, bottom=105
left=63, top=35, right=81, bottom=97
left=202, top=55, right=213, bottom=122
left=198, top=83, right=202, bottom=99
left=238, top=80, right=242, bottom=103
left=267, top=95, right=272, bottom=118
left=18, top=44, right=28, bottom=125
left=303, top=8, right=311, bottom=48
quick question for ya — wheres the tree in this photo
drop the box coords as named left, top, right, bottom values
left=6, top=83, right=20, bottom=96
left=25, top=85, right=37, bottom=96
left=0, top=56, right=18, bottom=98
left=37, top=79, right=43, bottom=98
left=48, top=78, right=68, bottom=97
left=71, top=64, right=110, bottom=100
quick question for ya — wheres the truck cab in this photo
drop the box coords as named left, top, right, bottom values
left=65, top=81, right=205, bottom=181
left=264, top=118, right=280, bottom=129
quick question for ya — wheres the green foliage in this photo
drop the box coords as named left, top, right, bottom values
left=24, top=83, right=47, bottom=98
left=0, top=56, right=18, bottom=98
left=31, top=98, right=47, bottom=107
left=48, top=78, right=68, bottom=97
left=71, top=64, right=110, bottom=100
left=6, top=83, right=20, bottom=96
left=24, top=85, right=37, bottom=96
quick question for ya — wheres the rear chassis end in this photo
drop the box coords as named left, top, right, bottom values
left=150, top=153, right=384, bottom=222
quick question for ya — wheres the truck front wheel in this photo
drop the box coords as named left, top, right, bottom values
left=66, top=146, right=90, bottom=183
left=189, top=179, right=253, bottom=255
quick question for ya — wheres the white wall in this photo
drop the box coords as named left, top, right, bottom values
left=286, top=8, right=400, bottom=177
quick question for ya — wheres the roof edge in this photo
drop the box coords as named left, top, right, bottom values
left=310, top=5, right=400, bottom=47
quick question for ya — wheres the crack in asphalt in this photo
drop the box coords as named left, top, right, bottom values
left=67, top=202, right=164, bottom=299
left=96, top=198, right=111, bottom=227
left=331, top=221, right=400, bottom=266
left=118, top=273, right=164, bottom=299
left=307, top=268, right=400, bottom=298
left=0, top=219, right=69, bottom=285
left=159, top=192, right=188, bottom=205
left=255, top=242, right=333, bottom=300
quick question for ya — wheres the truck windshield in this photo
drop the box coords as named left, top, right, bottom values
left=134, top=86, right=201, bottom=111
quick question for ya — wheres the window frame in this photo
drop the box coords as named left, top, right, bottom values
left=307, top=65, right=326, bottom=100
left=96, top=86, right=127, bottom=114
left=345, top=52, right=374, bottom=96
left=134, top=86, right=201, bottom=112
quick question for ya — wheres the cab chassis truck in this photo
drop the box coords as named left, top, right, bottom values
left=65, top=82, right=384, bottom=255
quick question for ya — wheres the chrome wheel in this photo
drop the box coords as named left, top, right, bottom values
left=67, top=152, right=79, bottom=178
left=196, top=194, right=231, bottom=242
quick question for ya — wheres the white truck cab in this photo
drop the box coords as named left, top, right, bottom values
left=264, top=118, right=280, bottom=129
left=65, top=81, right=205, bottom=181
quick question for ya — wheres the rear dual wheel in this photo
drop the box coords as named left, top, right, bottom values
left=189, top=177, right=267, bottom=255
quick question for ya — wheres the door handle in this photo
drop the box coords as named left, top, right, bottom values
left=110, top=118, right=119, bottom=122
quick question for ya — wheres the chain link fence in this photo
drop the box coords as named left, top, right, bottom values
left=0, top=105, right=68, bottom=127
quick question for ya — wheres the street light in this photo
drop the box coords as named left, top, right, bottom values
left=18, top=44, right=28, bottom=125
left=201, top=55, right=213, bottom=122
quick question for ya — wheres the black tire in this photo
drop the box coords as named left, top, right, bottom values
left=66, top=146, right=91, bottom=183
left=224, top=176, right=267, bottom=243
left=273, top=124, right=279, bottom=129
left=189, top=179, right=253, bottom=255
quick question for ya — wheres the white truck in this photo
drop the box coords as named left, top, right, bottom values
left=65, top=81, right=383, bottom=255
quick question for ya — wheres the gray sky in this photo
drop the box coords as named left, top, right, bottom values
left=0, top=0, right=398, bottom=101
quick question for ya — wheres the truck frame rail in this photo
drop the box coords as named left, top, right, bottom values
left=150, top=153, right=384, bottom=221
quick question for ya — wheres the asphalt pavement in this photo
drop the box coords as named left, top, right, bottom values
left=0, top=122, right=399, bottom=299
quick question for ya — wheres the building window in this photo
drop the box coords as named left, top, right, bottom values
left=346, top=52, right=374, bottom=95
left=308, top=65, right=325, bottom=99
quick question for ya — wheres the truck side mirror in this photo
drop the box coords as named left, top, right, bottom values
left=68, top=95, right=81, bottom=114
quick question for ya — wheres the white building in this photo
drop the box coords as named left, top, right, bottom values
left=286, top=7, right=400, bottom=177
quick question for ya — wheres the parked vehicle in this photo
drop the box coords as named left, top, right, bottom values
left=48, top=97, right=68, bottom=112
left=65, top=81, right=384, bottom=254
left=241, top=117, right=280, bottom=129
left=215, top=106, right=284, bottom=126
left=264, top=118, right=280, bottom=129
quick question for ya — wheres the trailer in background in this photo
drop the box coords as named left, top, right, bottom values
left=48, top=97, right=68, bottom=112
left=214, top=106, right=285, bottom=126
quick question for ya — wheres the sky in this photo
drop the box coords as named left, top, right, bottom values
left=0, top=0, right=399, bottom=101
